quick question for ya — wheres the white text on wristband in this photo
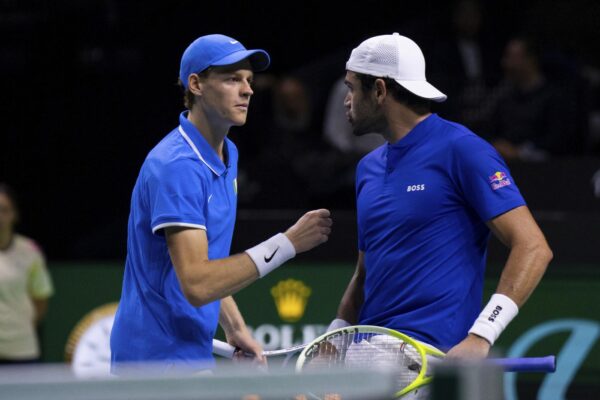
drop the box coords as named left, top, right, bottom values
left=468, top=293, right=519, bottom=345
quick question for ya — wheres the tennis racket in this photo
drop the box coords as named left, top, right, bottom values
left=295, top=326, right=556, bottom=398
left=212, top=339, right=307, bottom=367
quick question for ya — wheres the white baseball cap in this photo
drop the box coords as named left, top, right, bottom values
left=346, top=33, right=447, bottom=102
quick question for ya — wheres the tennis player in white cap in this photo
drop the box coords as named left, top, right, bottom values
left=328, top=33, right=551, bottom=397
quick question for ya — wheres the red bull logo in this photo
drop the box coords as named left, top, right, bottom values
left=489, top=171, right=511, bottom=190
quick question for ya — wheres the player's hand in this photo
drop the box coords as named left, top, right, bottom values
left=285, top=209, right=332, bottom=254
left=227, top=330, right=266, bottom=365
left=306, top=341, right=339, bottom=370
left=445, top=334, right=491, bottom=359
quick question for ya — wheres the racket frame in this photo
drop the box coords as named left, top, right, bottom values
left=212, top=339, right=307, bottom=366
left=295, top=325, right=445, bottom=397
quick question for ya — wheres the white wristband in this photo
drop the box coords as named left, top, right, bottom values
left=326, top=318, right=351, bottom=332
left=326, top=319, right=351, bottom=350
left=245, top=233, right=296, bottom=277
left=468, top=293, right=519, bottom=345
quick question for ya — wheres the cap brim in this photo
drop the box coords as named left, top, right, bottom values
left=211, top=49, right=271, bottom=72
left=395, top=80, right=447, bottom=102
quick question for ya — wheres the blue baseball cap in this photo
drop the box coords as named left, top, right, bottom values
left=179, top=34, right=271, bottom=89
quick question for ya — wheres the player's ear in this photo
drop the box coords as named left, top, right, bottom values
left=374, top=78, right=387, bottom=105
left=188, top=73, right=204, bottom=97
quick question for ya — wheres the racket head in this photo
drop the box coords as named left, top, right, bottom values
left=295, top=325, right=445, bottom=398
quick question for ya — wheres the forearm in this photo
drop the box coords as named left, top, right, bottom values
left=336, top=254, right=365, bottom=324
left=178, top=253, right=259, bottom=307
left=450, top=243, right=551, bottom=357
left=337, top=277, right=363, bottom=323
left=495, top=240, right=552, bottom=307
left=465, top=244, right=550, bottom=348
left=218, top=296, right=264, bottom=358
left=219, top=296, right=249, bottom=337
left=167, top=209, right=331, bottom=308
left=466, top=206, right=553, bottom=347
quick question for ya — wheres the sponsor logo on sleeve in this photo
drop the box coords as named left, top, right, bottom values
left=489, top=171, right=511, bottom=190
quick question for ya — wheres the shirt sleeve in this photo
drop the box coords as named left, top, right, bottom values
left=28, top=252, right=53, bottom=300
left=451, top=134, right=526, bottom=222
left=145, top=158, right=208, bottom=235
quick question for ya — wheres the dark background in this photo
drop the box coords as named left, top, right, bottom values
left=2, top=0, right=600, bottom=260
left=2, top=2, right=599, bottom=397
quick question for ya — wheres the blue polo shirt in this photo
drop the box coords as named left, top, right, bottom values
left=356, top=114, right=525, bottom=350
left=111, top=112, right=238, bottom=371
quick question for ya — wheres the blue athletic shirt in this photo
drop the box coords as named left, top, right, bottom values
left=356, top=113, right=525, bottom=350
left=110, top=111, right=238, bottom=372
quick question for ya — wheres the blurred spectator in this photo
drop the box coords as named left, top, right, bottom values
left=229, top=73, right=277, bottom=204
left=272, top=76, right=317, bottom=153
left=244, top=76, right=319, bottom=207
left=245, top=76, right=352, bottom=207
left=0, top=183, right=53, bottom=364
left=487, top=37, right=579, bottom=160
left=428, top=0, right=501, bottom=132
left=323, top=76, right=385, bottom=155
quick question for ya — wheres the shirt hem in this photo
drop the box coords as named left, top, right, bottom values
left=152, top=222, right=207, bottom=234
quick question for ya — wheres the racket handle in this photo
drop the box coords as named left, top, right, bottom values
left=491, top=355, right=556, bottom=372
left=212, top=339, right=236, bottom=359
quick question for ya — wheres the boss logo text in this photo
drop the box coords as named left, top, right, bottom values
left=488, top=305, right=503, bottom=322
left=407, top=184, right=426, bottom=192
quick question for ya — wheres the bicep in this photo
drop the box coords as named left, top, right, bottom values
left=165, top=227, right=209, bottom=283
left=486, top=206, right=545, bottom=248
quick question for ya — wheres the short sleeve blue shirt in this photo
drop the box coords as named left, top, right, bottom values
left=356, top=114, right=525, bottom=350
left=111, top=112, right=238, bottom=371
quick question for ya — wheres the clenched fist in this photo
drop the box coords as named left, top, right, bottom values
left=284, top=209, right=332, bottom=254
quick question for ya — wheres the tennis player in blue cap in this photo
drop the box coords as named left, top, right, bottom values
left=110, top=34, right=332, bottom=373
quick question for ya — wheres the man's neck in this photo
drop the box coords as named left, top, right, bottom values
left=187, top=109, right=228, bottom=161
left=0, top=230, right=13, bottom=251
left=384, top=107, right=431, bottom=144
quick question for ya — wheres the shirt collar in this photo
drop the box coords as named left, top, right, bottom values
left=178, top=111, right=228, bottom=176
left=388, top=113, right=439, bottom=150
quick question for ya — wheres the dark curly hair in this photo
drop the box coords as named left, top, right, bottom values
left=355, top=73, right=431, bottom=115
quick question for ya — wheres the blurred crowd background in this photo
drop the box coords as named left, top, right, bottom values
left=2, top=0, right=600, bottom=259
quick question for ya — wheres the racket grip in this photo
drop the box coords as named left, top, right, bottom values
left=212, top=339, right=236, bottom=359
left=491, top=355, right=556, bottom=373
